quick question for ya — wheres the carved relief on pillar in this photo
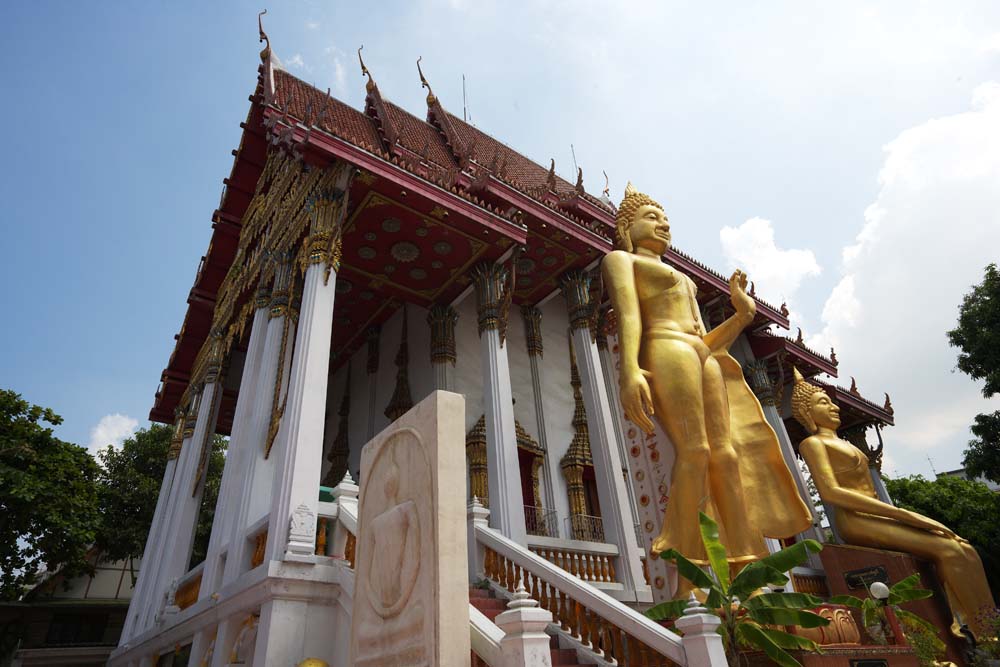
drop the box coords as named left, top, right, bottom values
left=559, top=268, right=601, bottom=341
left=744, top=359, right=778, bottom=407
left=426, top=304, right=458, bottom=366
left=268, top=254, right=296, bottom=320
left=182, top=394, right=200, bottom=440
left=470, top=261, right=513, bottom=346
left=466, top=416, right=489, bottom=507
left=384, top=306, right=414, bottom=422
left=520, top=305, right=544, bottom=358
left=323, top=369, right=352, bottom=487
left=365, top=325, right=381, bottom=375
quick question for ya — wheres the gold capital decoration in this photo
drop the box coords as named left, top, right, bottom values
left=559, top=269, right=599, bottom=340
left=426, top=304, right=458, bottom=366
left=744, top=359, right=778, bottom=407
left=322, top=369, right=351, bottom=486
left=470, top=261, right=514, bottom=345
left=302, top=170, right=353, bottom=284
left=264, top=262, right=299, bottom=459
left=521, top=306, right=544, bottom=358
left=384, top=306, right=413, bottom=422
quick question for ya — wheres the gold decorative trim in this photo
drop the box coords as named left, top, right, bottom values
left=521, top=306, right=544, bottom=358
left=383, top=306, right=413, bottom=421
left=427, top=304, right=458, bottom=365
left=322, top=368, right=352, bottom=486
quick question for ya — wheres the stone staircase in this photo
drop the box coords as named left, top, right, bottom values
left=469, top=587, right=595, bottom=666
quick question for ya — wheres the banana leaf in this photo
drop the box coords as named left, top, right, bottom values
left=699, top=512, right=731, bottom=592
left=737, top=622, right=803, bottom=667
left=645, top=598, right=691, bottom=622
left=730, top=562, right=789, bottom=601
left=748, top=607, right=830, bottom=628
left=658, top=548, right=716, bottom=590
left=743, top=592, right=825, bottom=611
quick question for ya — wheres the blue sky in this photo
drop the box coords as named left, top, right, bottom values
left=2, top=2, right=999, bottom=477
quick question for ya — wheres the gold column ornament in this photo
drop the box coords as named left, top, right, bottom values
left=167, top=410, right=186, bottom=460
left=791, top=368, right=996, bottom=637
left=602, top=182, right=810, bottom=575
left=383, top=306, right=413, bottom=421
left=322, top=368, right=352, bottom=487
left=466, top=415, right=489, bottom=507
left=427, top=304, right=458, bottom=365
left=301, top=168, right=353, bottom=284
left=595, top=307, right=610, bottom=351
left=560, top=336, right=594, bottom=525
left=559, top=269, right=594, bottom=333
left=183, top=393, right=200, bottom=440
left=470, top=261, right=513, bottom=346
left=521, top=305, right=544, bottom=358
left=264, top=258, right=299, bottom=459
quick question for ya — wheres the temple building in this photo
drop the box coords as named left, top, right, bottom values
left=110, top=24, right=914, bottom=667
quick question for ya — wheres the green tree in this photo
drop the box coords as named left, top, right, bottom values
left=947, top=263, right=1000, bottom=483
left=883, top=474, right=1000, bottom=596
left=0, top=390, right=101, bottom=600
left=94, top=425, right=227, bottom=575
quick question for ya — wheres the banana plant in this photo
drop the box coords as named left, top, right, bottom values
left=645, top=512, right=829, bottom=667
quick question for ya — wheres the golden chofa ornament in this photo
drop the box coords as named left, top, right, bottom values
left=791, top=367, right=996, bottom=638
left=602, top=182, right=810, bottom=595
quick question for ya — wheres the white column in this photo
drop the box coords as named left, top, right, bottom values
left=561, top=270, right=647, bottom=599
left=428, top=304, right=458, bottom=391
left=471, top=262, right=527, bottom=544
left=676, top=595, right=729, bottom=667
left=223, top=261, right=296, bottom=583
left=264, top=259, right=336, bottom=562
left=596, top=309, right=643, bottom=546
left=199, top=291, right=271, bottom=599
left=119, top=415, right=182, bottom=642
left=521, top=306, right=557, bottom=511
left=265, top=175, right=351, bottom=563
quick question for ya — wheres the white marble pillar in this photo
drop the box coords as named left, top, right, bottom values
left=119, top=414, right=183, bottom=642
left=199, top=290, right=271, bottom=598
left=595, top=308, right=643, bottom=546
left=223, top=260, right=296, bottom=582
left=265, top=175, right=351, bottom=563
left=520, top=306, right=557, bottom=511
left=427, top=304, right=458, bottom=391
left=560, top=270, right=648, bottom=599
left=471, top=261, right=527, bottom=544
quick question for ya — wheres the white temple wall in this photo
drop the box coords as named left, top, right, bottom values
left=453, top=291, right=485, bottom=433
left=536, top=296, right=575, bottom=527
left=507, top=310, right=540, bottom=448
left=347, top=341, right=370, bottom=481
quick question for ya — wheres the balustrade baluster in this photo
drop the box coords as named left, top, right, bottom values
left=539, top=578, right=549, bottom=610
left=530, top=572, right=539, bottom=602
left=612, top=625, right=625, bottom=665
left=608, top=557, right=616, bottom=583
left=558, top=589, right=570, bottom=631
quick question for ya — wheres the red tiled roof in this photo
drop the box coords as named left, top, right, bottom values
left=273, top=69, right=382, bottom=152
left=383, top=100, right=456, bottom=171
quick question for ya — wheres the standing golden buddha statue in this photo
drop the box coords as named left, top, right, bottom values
left=790, top=368, right=996, bottom=637
left=602, top=183, right=811, bottom=580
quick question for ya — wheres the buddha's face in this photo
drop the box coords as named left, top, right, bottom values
left=809, top=390, right=841, bottom=430
left=628, top=204, right=671, bottom=253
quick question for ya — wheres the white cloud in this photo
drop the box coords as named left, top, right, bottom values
left=305, top=20, right=319, bottom=31
left=287, top=53, right=305, bottom=70
left=89, top=413, right=139, bottom=454
left=333, top=57, right=346, bottom=94
left=719, top=216, right=822, bottom=309
left=810, top=82, right=1000, bottom=475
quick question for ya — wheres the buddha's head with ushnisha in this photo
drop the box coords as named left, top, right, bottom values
left=791, top=367, right=841, bottom=434
left=615, top=182, right=669, bottom=253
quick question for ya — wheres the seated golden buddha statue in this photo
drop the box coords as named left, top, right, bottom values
left=791, top=368, right=996, bottom=637
left=603, top=183, right=811, bottom=580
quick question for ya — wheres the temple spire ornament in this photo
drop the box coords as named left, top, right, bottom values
left=417, top=56, right=435, bottom=105
left=357, top=45, right=373, bottom=93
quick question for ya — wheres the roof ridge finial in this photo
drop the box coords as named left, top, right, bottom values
left=258, top=9, right=271, bottom=63
left=546, top=158, right=557, bottom=192
left=358, top=45, right=375, bottom=93
left=417, top=56, right=436, bottom=104
left=602, top=170, right=610, bottom=199
left=575, top=166, right=584, bottom=193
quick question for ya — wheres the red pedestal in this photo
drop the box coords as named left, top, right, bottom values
left=819, top=543, right=967, bottom=665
